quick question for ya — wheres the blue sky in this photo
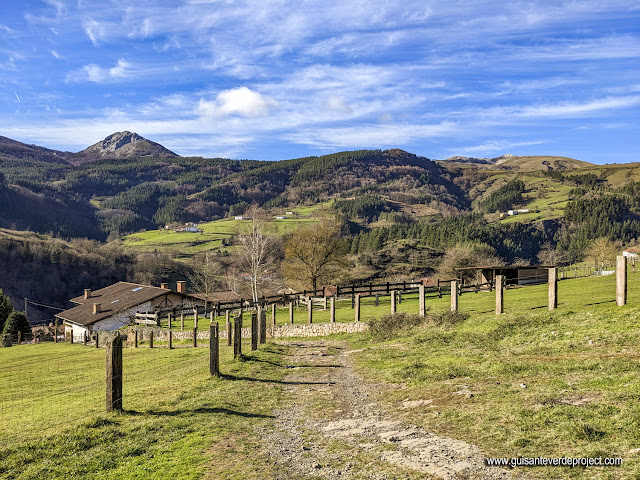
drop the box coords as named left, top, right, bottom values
left=0, top=1, right=638, bottom=163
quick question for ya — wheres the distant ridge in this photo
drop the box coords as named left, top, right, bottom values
left=72, top=131, right=178, bottom=164
left=0, top=136, right=72, bottom=164
left=438, top=154, right=594, bottom=171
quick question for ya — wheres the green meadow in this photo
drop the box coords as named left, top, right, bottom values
left=2, top=269, right=639, bottom=479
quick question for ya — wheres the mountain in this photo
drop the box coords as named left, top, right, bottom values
left=0, top=136, right=72, bottom=164
left=73, top=131, right=178, bottom=164
left=438, top=154, right=594, bottom=171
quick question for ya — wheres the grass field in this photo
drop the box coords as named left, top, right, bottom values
left=0, top=340, right=292, bottom=479
left=120, top=210, right=323, bottom=259
left=348, top=270, right=640, bottom=479
left=2, top=270, right=640, bottom=478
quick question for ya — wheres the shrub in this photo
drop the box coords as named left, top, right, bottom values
left=369, top=312, right=424, bottom=340
left=0, top=288, right=13, bottom=333
left=428, top=310, right=469, bottom=326
left=2, top=311, right=30, bottom=337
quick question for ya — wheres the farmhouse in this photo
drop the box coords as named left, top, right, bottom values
left=55, top=281, right=199, bottom=341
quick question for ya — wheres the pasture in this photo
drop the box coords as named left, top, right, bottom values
left=2, top=269, right=640, bottom=478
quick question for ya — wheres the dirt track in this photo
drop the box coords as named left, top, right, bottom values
left=260, top=340, right=516, bottom=479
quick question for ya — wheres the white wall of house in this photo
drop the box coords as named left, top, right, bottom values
left=63, top=301, right=154, bottom=340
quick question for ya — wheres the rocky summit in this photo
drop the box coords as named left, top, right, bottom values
left=74, top=131, right=177, bottom=163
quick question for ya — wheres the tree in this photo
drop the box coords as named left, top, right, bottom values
left=0, top=289, right=14, bottom=333
left=437, top=242, right=502, bottom=283
left=282, top=218, right=347, bottom=290
left=536, top=242, right=566, bottom=266
left=586, top=237, right=619, bottom=270
left=189, top=249, right=222, bottom=304
left=2, top=311, right=30, bottom=337
left=238, top=207, right=273, bottom=302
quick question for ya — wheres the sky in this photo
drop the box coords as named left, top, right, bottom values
left=0, top=1, right=638, bottom=163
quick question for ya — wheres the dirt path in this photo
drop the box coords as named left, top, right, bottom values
left=260, top=340, right=515, bottom=480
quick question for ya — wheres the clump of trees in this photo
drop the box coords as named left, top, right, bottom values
left=479, top=180, right=525, bottom=213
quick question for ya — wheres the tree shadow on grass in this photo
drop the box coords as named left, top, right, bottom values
left=584, top=299, right=616, bottom=306
left=123, top=407, right=274, bottom=419
left=219, top=372, right=336, bottom=386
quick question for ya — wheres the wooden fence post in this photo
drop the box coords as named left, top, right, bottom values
left=83, top=332, right=87, bottom=345
left=168, top=313, right=172, bottom=330
left=259, top=309, right=267, bottom=344
left=323, top=296, right=327, bottom=310
left=134, top=329, right=138, bottom=348
left=495, top=275, right=503, bottom=315
left=419, top=285, right=425, bottom=318
left=149, top=331, right=154, bottom=348
left=233, top=315, right=242, bottom=359
left=330, top=296, right=336, bottom=323
left=251, top=312, right=258, bottom=350
left=289, top=302, right=294, bottom=324
left=375, top=293, right=379, bottom=307
left=168, top=330, right=172, bottom=349
left=210, top=323, right=220, bottom=376
left=451, top=280, right=458, bottom=312
left=617, top=256, right=627, bottom=306
left=308, top=298, right=313, bottom=324
left=272, top=304, right=276, bottom=325
left=193, top=327, right=197, bottom=347
left=106, top=334, right=123, bottom=412
left=95, top=332, right=99, bottom=348
left=354, top=294, right=360, bottom=322
left=226, top=310, right=231, bottom=346
left=391, top=291, right=396, bottom=314
left=193, top=307, right=198, bottom=330
left=180, top=313, right=184, bottom=332
left=398, top=292, right=402, bottom=304
left=54, top=321, right=58, bottom=343
left=548, top=267, right=557, bottom=310
left=351, top=294, right=355, bottom=309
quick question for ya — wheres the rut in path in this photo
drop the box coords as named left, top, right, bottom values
left=261, top=340, right=517, bottom=480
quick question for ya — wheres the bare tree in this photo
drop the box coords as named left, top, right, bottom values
left=586, top=237, right=619, bottom=270
left=189, top=249, right=222, bottom=305
left=238, top=207, right=273, bottom=302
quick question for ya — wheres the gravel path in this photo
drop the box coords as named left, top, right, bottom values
left=260, top=340, right=516, bottom=479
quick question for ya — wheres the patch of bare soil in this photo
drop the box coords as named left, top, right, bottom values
left=260, top=340, right=516, bottom=479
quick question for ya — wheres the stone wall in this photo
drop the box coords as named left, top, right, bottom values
left=117, top=322, right=369, bottom=342
left=267, top=322, right=369, bottom=338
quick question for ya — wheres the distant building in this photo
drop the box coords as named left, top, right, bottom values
left=275, top=215, right=286, bottom=219
left=285, top=211, right=294, bottom=215
left=173, top=222, right=200, bottom=232
left=507, top=210, right=517, bottom=216
left=623, top=248, right=639, bottom=258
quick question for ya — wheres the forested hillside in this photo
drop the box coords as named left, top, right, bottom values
left=1, top=133, right=639, bottom=320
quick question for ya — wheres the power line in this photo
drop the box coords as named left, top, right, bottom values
left=25, top=299, right=66, bottom=311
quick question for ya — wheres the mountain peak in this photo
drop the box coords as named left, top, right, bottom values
left=73, top=131, right=178, bottom=164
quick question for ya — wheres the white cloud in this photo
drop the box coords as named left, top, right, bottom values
left=82, top=18, right=107, bottom=46
left=67, top=59, right=135, bottom=83
left=51, top=50, right=61, bottom=59
left=197, top=87, right=276, bottom=118
left=454, top=140, right=548, bottom=156
left=323, top=96, right=352, bottom=114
